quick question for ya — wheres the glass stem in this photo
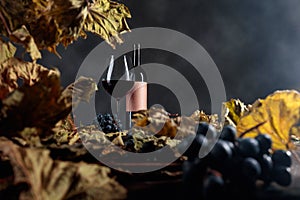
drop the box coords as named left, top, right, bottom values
left=116, top=98, right=120, bottom=117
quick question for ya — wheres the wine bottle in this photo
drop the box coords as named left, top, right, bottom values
left=125, top=43, right=148, bottom=129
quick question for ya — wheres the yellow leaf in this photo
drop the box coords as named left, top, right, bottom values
left=236, top=90, right=300, bottom=150
left=221, top=98, right=249, bottom=127
left=84, top=0, right=131, bottom=48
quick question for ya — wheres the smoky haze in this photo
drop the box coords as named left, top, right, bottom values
left=37, top=0, right=300, bottom=115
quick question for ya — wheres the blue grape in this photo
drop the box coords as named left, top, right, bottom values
left=197, top=123, right=218, bottom=140
left=237, top=138, right=260, bottom=158
left=272, top=150, right=292, bottom=167
left=272, top=166, right=292, bottom=186
left=209, top=140, right=233, bottom=163
left=197, top=122, right=209, bottom=135
left=242, top=157, right=262, bottom=179
left=203, top=173, right=225, bottom=199
left=97, top=113, right=122, bottom=133
left=183, top=134, right=208, bottom=160
left=258, top=154, right=273, bottom=183
left=220, top=125, right=237, bottom=143
left=255, top=134, right=272, bottom=155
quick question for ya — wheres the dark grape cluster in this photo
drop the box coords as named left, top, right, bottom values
left=96, top=113, right=122, bottom=133
left=181, top=123, right=293, bottom=199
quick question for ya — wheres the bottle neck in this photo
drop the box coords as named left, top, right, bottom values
left=133, top=43, right=141, bottom=67
left=132, top=43, right=146, bottom=82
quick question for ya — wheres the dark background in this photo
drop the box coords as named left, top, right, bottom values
left=37, top=0, right=300, bottom=115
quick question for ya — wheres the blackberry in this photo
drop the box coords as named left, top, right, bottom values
left=96, top=113, right=122, bottom=133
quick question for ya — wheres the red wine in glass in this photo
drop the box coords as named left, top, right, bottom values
left=102, top=80, right=134, bottom=99
left=101, top=55, right=133, bottom=119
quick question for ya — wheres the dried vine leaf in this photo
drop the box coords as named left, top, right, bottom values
left=236, top=90, right=300, bottom=150
left=0, top=39, right=16, bottom=63
left=0, top=137, right=127, bottom=200
left=83, top=0, right=131, bottom=48
left=0, top=57, right=57, bottom=99
left=9, top=25, right=41, bottom=61
left=221, top=98, right=249, bottom=127
left=0, top=0, right=131, bottom=55
left=0, top=58, right=72, bottom=139
left=0, top=57, right=98, bottom=146
left=190, top=110, right=221, bottom=130
left=131, top=108, right=198, bottom=139
left=62, top=76, right=98, bottom=108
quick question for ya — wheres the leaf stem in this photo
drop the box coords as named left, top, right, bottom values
left=0, top=10, right=11, bottom=35
left=239, top=121, right=267, bottom=138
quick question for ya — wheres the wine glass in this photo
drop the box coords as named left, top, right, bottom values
left=101, top=54, right=134, bottom=119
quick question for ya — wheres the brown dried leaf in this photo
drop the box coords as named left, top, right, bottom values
left=0, top=59, right=72, bottom=139
left=0, top=57, right=57, bottom=99
left=190, top=110, right=221, bottom=130
left=236, top=90, right=300, bottom=150
left=1, top=0, right=131, bottom=54
left=83, top=0, right=131, bottom=48
left=0, top=39, right=16, bottom=63
left=9, top=25, right=41, bottom=61
left=131, top=107, right=198, bottom=139
left=0, top=137, right=127, bottom=200
left=0, top=0, right=27, bottom=34
left=63, top=76, right=98, bottom=109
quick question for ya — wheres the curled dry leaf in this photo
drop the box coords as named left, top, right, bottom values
left=0, top=57, right=58, bottom=99
left=0, top=0, right=131, bottom=55
left=131, top=108, right=219, bottom=139
left=0, top=58, right=71, bottom=138
left=83, top=0, right=132, bottom=48
left=221, top=98, right=249, bottom=127
left=0, top=137, right=127, bottom=200
left=0, top=39, right=16, bottom=64
left=9, top=25, right=41, bottom=61
left=190, top=109, right=221, bottom=130
left=0, top=58, right=98, bottom=145
left=236, top=90, right=300, bottom=150
left=62, top=76, right=98, bottom=108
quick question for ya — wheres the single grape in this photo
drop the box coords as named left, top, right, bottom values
left=242, top=157, right=261, bottom=180
left=272, top=166, right=292, bottom=186
left=210, top=140, right=233, bottom=160
left=237, top=138, right=260, bottom=158
left=184, top=134, right=208, bottom=160
left=197, top=122, right=209, bottom=135
left=208, top=139, right=233, bottom=171
left=197, top=123, right=218, bottom=140
left=258, top=154, right=273, bottom=183
left=235, top=157, right=261, bottom=191
left=255, top=134, right=272, bottom=155
left=182, top=158, right=207, bottom=184
left=112, top=124, right=119, bottom=132
left=203, top=173, right=225, bottom=199
left=220, top=125, right=237, bottom=143
left=124, top=138, right=135, bottom=151
left=104, top=124, right=112, bottom=132
left=272, top=150, right=292, bottom=167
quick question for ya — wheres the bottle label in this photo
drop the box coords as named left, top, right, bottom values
left=126, top=82, right=147, bottom=112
